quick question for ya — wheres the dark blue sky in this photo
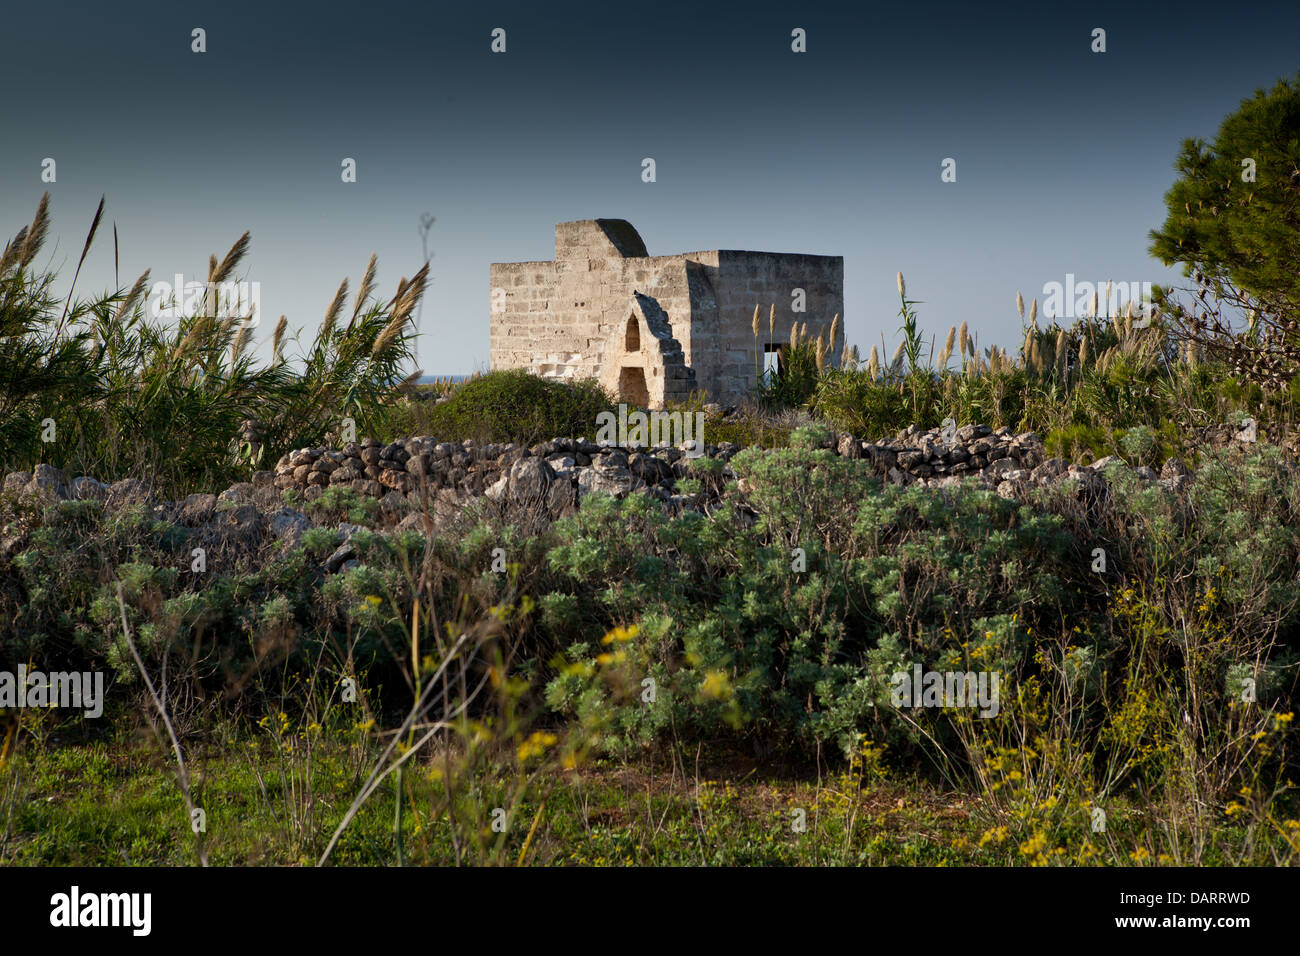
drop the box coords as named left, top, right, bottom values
left=3, top=0, right=1297, bottom=374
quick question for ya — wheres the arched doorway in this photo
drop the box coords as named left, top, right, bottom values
left=599, top=293, right=697, bottom=409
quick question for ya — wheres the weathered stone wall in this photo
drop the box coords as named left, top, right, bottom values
left=694, top=251, right=843, bottom=401
left=489, top=220, right=843, bottom=407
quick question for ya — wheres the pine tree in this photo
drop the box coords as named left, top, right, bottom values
left=1149, top=74, right=1300, bottom=388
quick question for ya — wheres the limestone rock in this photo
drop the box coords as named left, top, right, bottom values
left=105, top=478, right=153, bottom=513
left=508, top=457, right=555, bottom=502
left=68, top=476, right=109, bottom=502
left=579, top=465, right=634, bottom=499
left=176, top=493, right=217, bottom=526
left=268, top=506, right=313, bottom=544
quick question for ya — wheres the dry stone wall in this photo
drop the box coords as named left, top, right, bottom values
left=0, top=424, right=1247, bottom=574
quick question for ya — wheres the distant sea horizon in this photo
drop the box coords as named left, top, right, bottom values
left=416, top=374, right=471, bottom=384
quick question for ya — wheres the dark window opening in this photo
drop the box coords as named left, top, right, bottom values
left=618, top=366, right=650, bottom=406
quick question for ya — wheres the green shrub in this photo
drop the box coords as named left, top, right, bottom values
left=811, top=367, right=909, bottom=436
left=762, top=341, right=821, bottom=410
left=400, top=369, right=614, bottom=445
left=1118, top=425, right=1160, bottom=467
left=305, top=486, right=378, bottom=525
left=542, top=446, right=1078, bottom=757
left=1044, top=424, right=1112, bottom=463
left=788, top=422, right=834, bottom=450
left=662, top=392, right=794, bottom=449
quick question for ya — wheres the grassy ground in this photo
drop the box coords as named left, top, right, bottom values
left=3, top=729, right=1290, bottom=867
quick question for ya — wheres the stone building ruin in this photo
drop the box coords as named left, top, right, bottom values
left=489, top=219, right=843, bottom=407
